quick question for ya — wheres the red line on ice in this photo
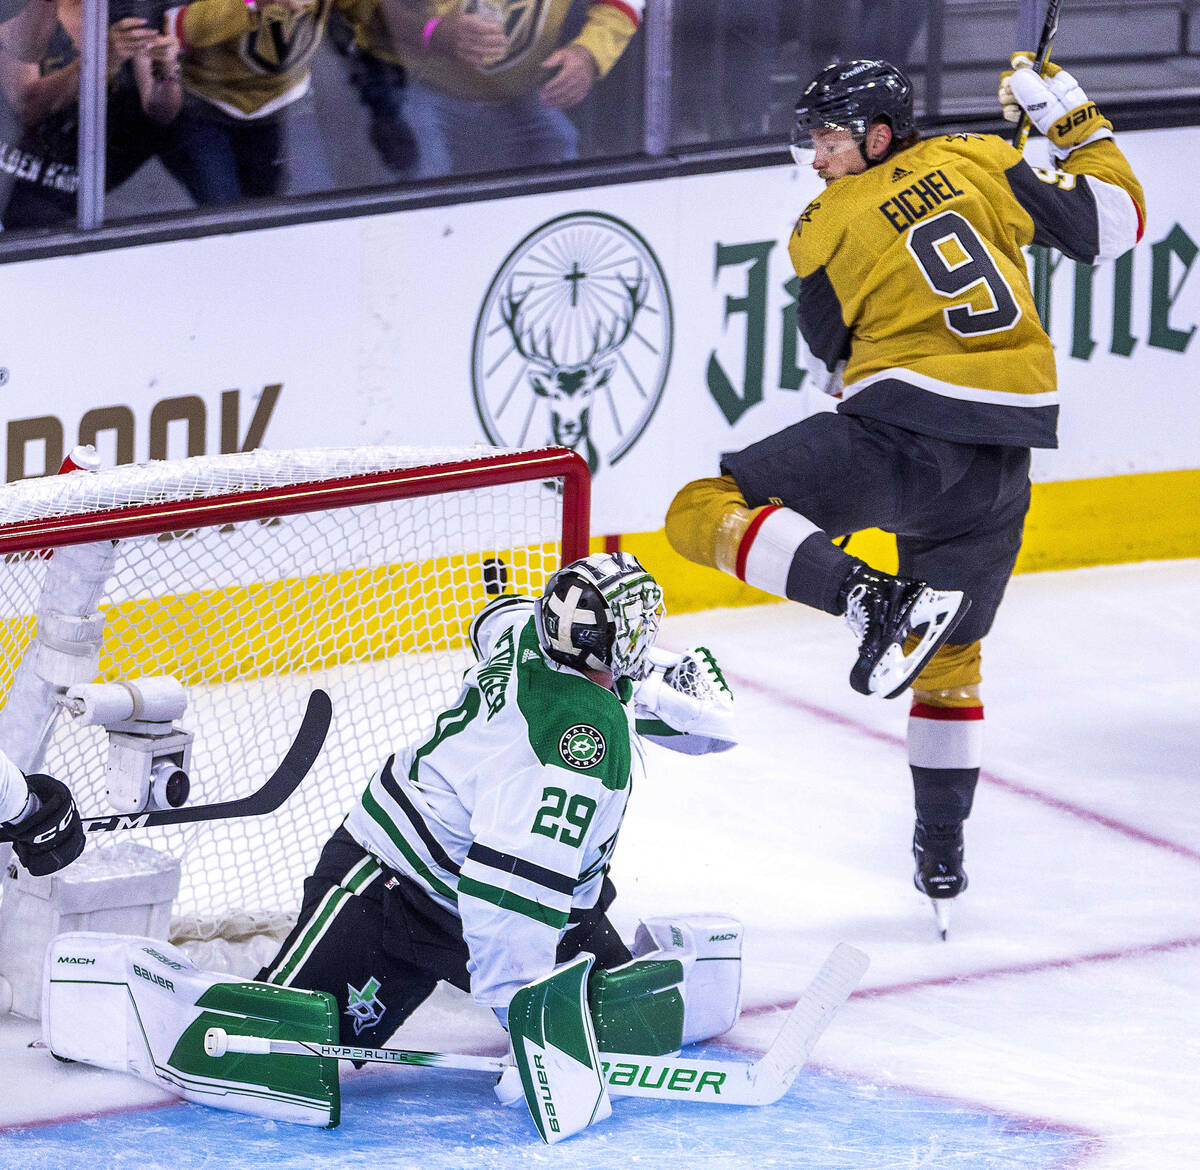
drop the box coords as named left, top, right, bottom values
left=729, top=673, right=1200, bottom=865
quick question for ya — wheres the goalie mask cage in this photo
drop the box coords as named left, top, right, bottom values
left=0, top=445, right=588, bottom=942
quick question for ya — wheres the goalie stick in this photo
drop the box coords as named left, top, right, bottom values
left=81, top=689, right=332, bottom=833
left=202, top=942, right=868, bottom=1108
left=1013, top=0, right=1063, bottom=152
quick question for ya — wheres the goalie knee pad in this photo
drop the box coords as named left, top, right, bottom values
left=589, top=959, right=686, bottom=1056
left=630, top=913, right=743, bottom=1048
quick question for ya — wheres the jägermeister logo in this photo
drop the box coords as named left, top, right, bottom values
left=472, top=212, right=673, bottom=476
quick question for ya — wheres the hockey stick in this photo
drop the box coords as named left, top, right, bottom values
left=81, top=688, right=332, bottom=833
left=203, top=943, right=868, bottom=1107
left=1012, top=0, right=1063, bottom=152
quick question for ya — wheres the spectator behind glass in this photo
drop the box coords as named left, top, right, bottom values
left=330, top=3, right=418, bottom=175
left=375, top=0, right=644, bottom=179
left=156, top=0, right=373, bottom=204
left=0, top=0, right=180, bottom=230
left=0, top=0, right=58, bottom=62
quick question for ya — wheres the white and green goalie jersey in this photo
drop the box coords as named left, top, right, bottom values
left=344, top=594, right=734, bottom=1010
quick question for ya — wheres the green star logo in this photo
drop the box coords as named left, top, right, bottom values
left=345, top=975, right=385, bottom=1036
left=559, top=724, right=606, bottom=769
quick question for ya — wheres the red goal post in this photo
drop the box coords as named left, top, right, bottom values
left=0, top=445, right=589, bottom=955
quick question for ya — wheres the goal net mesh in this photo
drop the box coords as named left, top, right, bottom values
left=0, top=445, right=584, bottom=949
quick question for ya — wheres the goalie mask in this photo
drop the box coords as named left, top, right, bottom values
left=790, top=59, right=915, bottom=166
left=534, top=553, right=665, bottom=681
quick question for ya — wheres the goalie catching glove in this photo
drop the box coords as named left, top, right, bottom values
left=999, top=53, right=1113, bottom=160
left=635, top=646, right=737, bottom=755
left=0, top=772, right=84, bottom=876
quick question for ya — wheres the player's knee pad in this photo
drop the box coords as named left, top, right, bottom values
left=588, top=912, right=739, bottom=1056
left=911, top=640, right=982, bottom=706
left=665, top=476, right=767, bottom=576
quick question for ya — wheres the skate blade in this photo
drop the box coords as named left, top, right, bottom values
left=870, top=590, right=970, bottom=699
left=929, top=898, right=952, bottom=941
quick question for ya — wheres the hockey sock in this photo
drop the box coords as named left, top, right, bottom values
left=908, top=701, right=983, bottom=822
left=739, top=507, right=858, bottom=614
left=907, top=641, right=984, bottom=821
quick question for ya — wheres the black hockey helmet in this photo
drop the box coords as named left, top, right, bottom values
left=790, top=59, right=915, bottom=165
left=534, top=552, right=664, bottom=681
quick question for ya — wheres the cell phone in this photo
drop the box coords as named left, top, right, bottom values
left=106, top=0, right=168, bottom=29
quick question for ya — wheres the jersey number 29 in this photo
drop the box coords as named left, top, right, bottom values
left=532, top=787, right=596, bottom=847
left=906, top=210, right=1022, bottom=338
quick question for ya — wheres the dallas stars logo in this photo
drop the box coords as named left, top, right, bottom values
left=559, top=724, right=606, bottom=769
left=345, top=975, right=385, bottom=1036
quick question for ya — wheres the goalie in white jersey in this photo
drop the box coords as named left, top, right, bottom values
left=260, top=552, right=743, bottom=1056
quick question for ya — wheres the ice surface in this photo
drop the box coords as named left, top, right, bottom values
left=1, top=560, right=1197, bottom=1169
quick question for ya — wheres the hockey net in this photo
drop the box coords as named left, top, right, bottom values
left=0, top=445, right=588, bottom=964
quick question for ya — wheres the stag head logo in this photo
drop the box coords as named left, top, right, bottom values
left=473, top=213, right=673, bottom=476
left=497, top=270, right=648, bottom=472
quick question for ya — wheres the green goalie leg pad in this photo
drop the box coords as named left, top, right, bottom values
left=44, top=933, right=341, bottom=1127
left=509, top=953, right=612, bottom=1144
left=589, top=959, right=685, bottom=1056
left=167, top=981, right=342, bottom=1127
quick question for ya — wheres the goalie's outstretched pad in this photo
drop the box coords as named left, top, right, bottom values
left=43, top=932, right=340, bottom=1126
left=508, top=952, right=612, bottom=1144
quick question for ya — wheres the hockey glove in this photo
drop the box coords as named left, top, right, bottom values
left=999, top=53, right=1113, bottom=160
left=0, top=773, right=85, bottom=876
left=635, top=646, right=736, bottom=754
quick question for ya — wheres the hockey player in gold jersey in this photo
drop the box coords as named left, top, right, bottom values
left=666, top=56, right=1145, bottom=933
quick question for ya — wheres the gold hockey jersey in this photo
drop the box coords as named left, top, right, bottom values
left=789, top=132, right=1146, bottom=447
left=167, top=0, right=373, bottom=118
left=396, top=0, right=642, bottom=103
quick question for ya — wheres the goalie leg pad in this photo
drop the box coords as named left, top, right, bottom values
left=629, top=914, right=744, bottom=1047
left=508, top=952, right=612, bottom=1144
left=589, top=959, right=685, bottom=1056
left=43, top=932, right=340, bottom=1126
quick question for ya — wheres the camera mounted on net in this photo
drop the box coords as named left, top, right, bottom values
left=61, top=677, right=193, bottom=814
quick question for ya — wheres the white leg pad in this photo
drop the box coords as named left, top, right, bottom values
left=43, top=931, right=339, bottom=1126
left=631, top=914, right=744, bottom=1045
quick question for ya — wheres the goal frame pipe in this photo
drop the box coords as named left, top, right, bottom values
left=0, top=448, right=591, bottom=563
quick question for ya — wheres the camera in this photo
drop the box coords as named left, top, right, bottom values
left=62, top=677, right=194, bottom=815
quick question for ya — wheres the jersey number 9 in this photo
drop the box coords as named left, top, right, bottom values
left=906, top=210, right=1022, bottom=338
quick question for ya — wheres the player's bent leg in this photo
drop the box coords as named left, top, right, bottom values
left=666, top=477, right=968, bottom=697
left=588, top=914, right=744, bottom=1056
left=260, top=827, right=439, bottom=1047
left=666, top=475, right=851, bottom=613
left=907, top=642, right=984, bottom=926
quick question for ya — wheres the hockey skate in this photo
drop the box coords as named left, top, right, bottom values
left=840, top=566, right=969, bottom=698
left=912, top=819, right=967, bottom=940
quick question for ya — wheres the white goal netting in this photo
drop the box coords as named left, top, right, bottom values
left=0, top=445, right=586, bottom=947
